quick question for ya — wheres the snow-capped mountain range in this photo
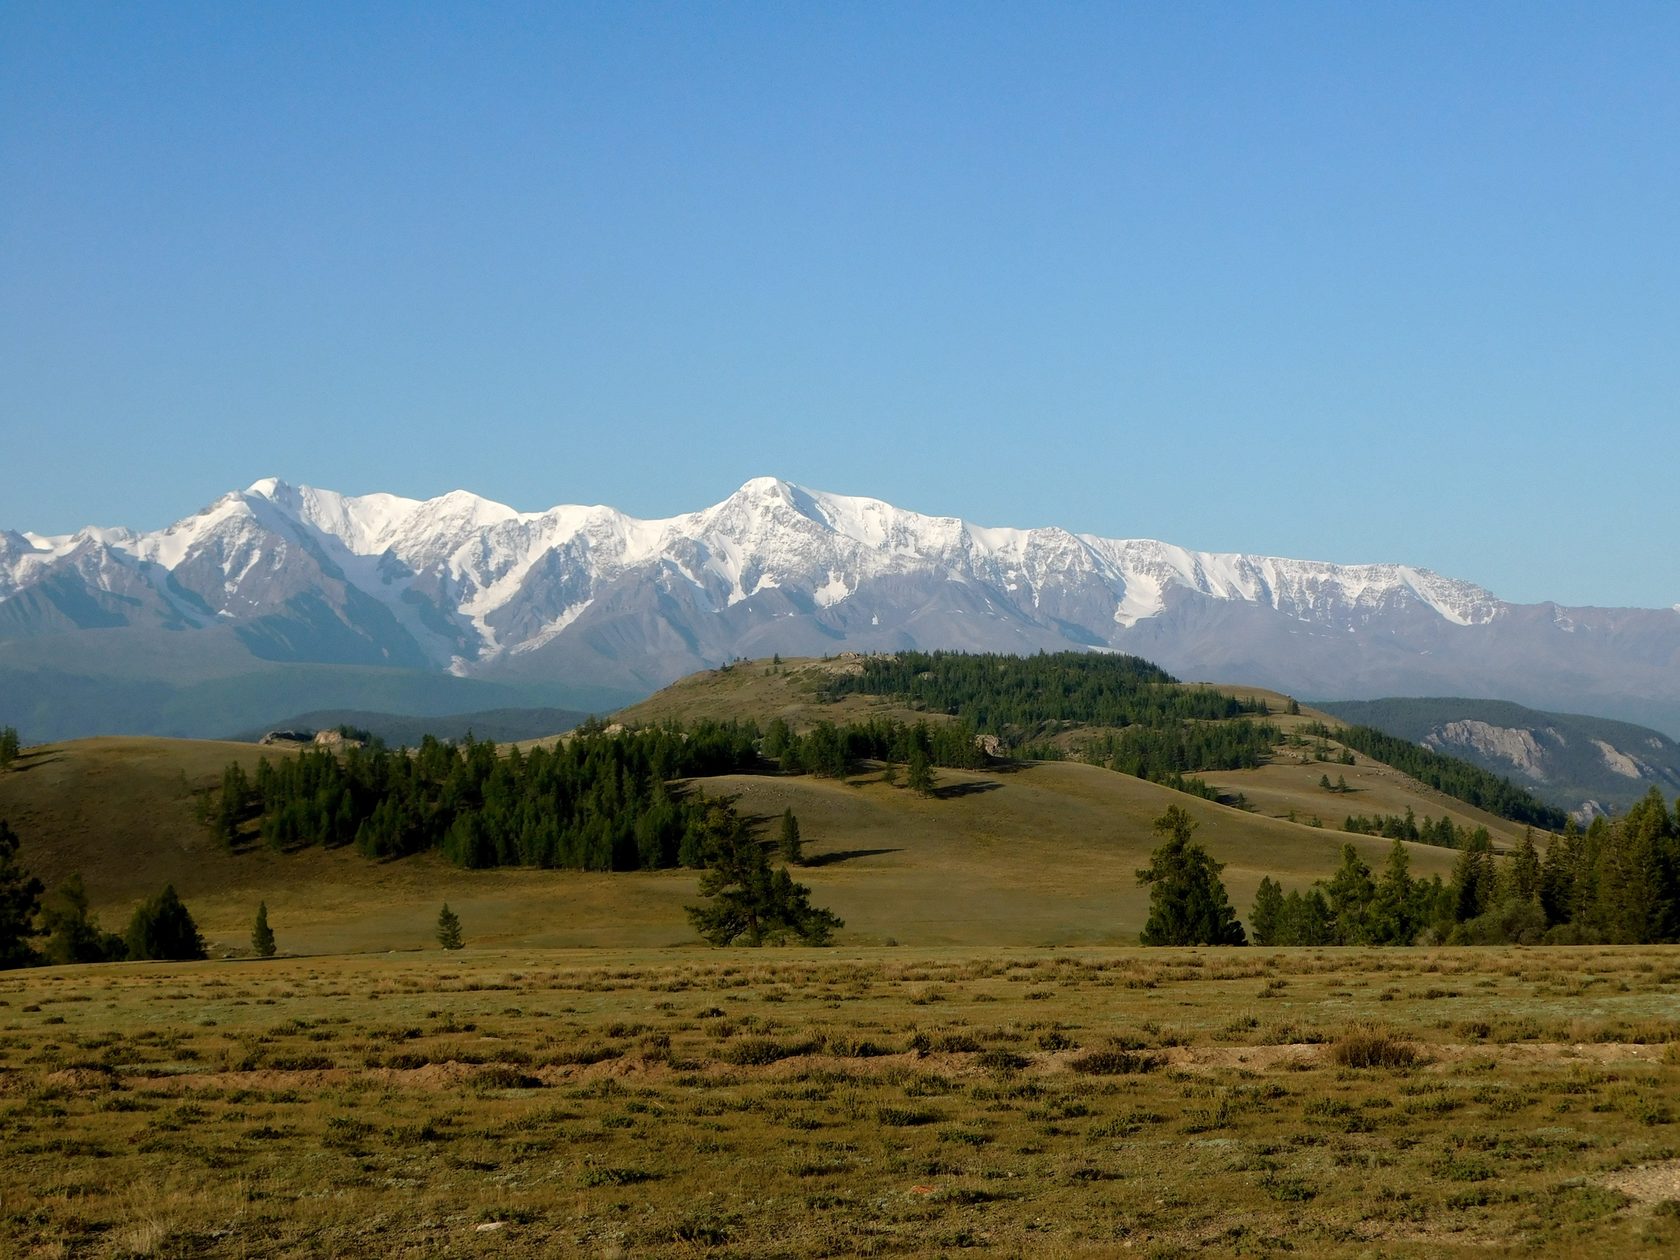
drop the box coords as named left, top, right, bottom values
left=3, top=476, right=1678, bottom=740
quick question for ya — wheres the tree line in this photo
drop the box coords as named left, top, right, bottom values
left=1340, top=808, right=1480, bottom=849
left=822, top=650, right=1268, bottom=737
left=0, top=818, right=210, bottom=967
left=1301, top=721, right=1566, bottom=830
left=225, top=720, right=762, bottom=871
left=1145, top=787, right=1680, bottom=948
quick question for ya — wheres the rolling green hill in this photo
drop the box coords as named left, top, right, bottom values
left=0, top=654, right=1545, bottom=955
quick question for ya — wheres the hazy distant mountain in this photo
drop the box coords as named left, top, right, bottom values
left=1317, top=698, right=1680, bottom=818
left=4, top=476, right=1678, bottom=740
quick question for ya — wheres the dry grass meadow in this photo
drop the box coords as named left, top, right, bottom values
left=6, top=945, right=1680, bottom=1258
left=2, top=661, right=1660, bottom=1256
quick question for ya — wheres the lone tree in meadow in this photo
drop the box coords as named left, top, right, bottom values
left=251, top=902, right=277, bottom=957
left=0, top=726, right=20, bottom=770
left=778, top=808, right=804, bottom=865
left=125, top=885, right=207, bottom=961
left=686, top=801, right=841, bottom=947
left=436, top=903, right=464, bottom=950
left=1135, top=805, right=1246, bottom=946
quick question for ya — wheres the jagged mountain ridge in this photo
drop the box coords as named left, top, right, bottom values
left=4, top=476, right=1679, bottom=740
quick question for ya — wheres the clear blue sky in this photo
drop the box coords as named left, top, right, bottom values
left=3, top=2, right=1676, bottom=608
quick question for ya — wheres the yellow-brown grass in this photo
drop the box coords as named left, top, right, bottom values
left=3, top=945, right=1679, bottom=1257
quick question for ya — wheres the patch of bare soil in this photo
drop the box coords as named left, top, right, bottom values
left=1602, top=1160, right=1680, bottom=1205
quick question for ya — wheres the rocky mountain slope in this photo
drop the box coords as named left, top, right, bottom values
left=1317, top=697, right=1680, bottom=818
left=4, top=476, right=1678, bottom=740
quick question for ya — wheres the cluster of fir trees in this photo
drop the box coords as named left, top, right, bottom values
left=229, top=721, right=762, bottom=870
left=760, top=716, right=985, bottom=779
left=1341, top=807, right=1478, bottom=849
left=1248, top=841, right=1452, bottom=946
left=1300, top=722, right=1566, bottom=830
left=1532, top=789, right=1680, bottom=944
left=1072, top=719, right=1277, bottom=783
left=0, top=819, right=210, bottom=967
left=823, top=651, right=1268, bottom=736
left=1251, top=792, right=1680, bottom=946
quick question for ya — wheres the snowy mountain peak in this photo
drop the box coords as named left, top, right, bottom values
left=11, top=475, right=1675, bottom=741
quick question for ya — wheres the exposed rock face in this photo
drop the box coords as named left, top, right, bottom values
left=1425, top=721, right=1555, bottom=781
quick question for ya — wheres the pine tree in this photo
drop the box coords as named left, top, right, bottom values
left=1506, top=829, right=1542, bottom=906
left=0, top=726, right=19, bottom=770
left=1324, top=844, right=1376, bottom=944
left=1452, top=829, right=1496, bottom=923
left=125, top=885, right=207, bottom=961
left=436, top=903, right=464, bottom=950
left=40, top=873, right=123, bottom=964
left=906, top=744, right=935, bottom=797
left=1136, top=806, right=1246, bottom=946
left=251, top=902, right=277, bottom=958
left=685, top=802, right=842, bottom=946
left=1249, top=877, right=1285, bottom=945
left=778, top=808, right=803, bottom=865
left=1369, top=839, right=1418, bottom=945
left=0, top=820, right=43, bottom=969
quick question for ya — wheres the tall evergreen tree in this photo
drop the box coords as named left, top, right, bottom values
left=1452, top=830, right=1496, bottom=923
left=1249, top=876, right=1286, bottom=946
left=40, top=873, right=123, bottom=964
left=251, top=902, right=277, bottom=958
left=1278, top=888, right=1335, bottom=945
left=906, top=744, right=935, bottom=797
left=1506, top=829, right=1542, bottom=906
left=1136, top=806, right=1246, bottom=946
left=1368, top=840, right=1419, bottom=944
left=1324, top=844, right=1376, bottom=944
left=436, top=903, right=464, bottom=950
left=0, top=726, right=19, bottom=769
left=0, top=820, right=43, bottom=969
left=778, top=808, right=804, bottom=865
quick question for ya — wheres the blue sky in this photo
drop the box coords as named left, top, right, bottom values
left=2, top=2, right=1676, bottom=608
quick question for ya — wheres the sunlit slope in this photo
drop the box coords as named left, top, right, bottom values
left=1, top=734, right=1467, bottom=954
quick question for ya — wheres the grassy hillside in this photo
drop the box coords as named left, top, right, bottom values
left=3, top=728, right=1481, bottom=955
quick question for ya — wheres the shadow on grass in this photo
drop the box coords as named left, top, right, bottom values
left=801, top=847, right=903, bottom=868
left=931, top=780, right=1003, bottom=801
left=6, top=751, right=65, bottom=773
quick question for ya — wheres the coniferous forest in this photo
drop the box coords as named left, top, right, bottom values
left=224, top=651, right=1577, bottom=880
left=1301, top=721, right=1567, bottom=830
left=1252, top=788, right=1680, bottom=947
